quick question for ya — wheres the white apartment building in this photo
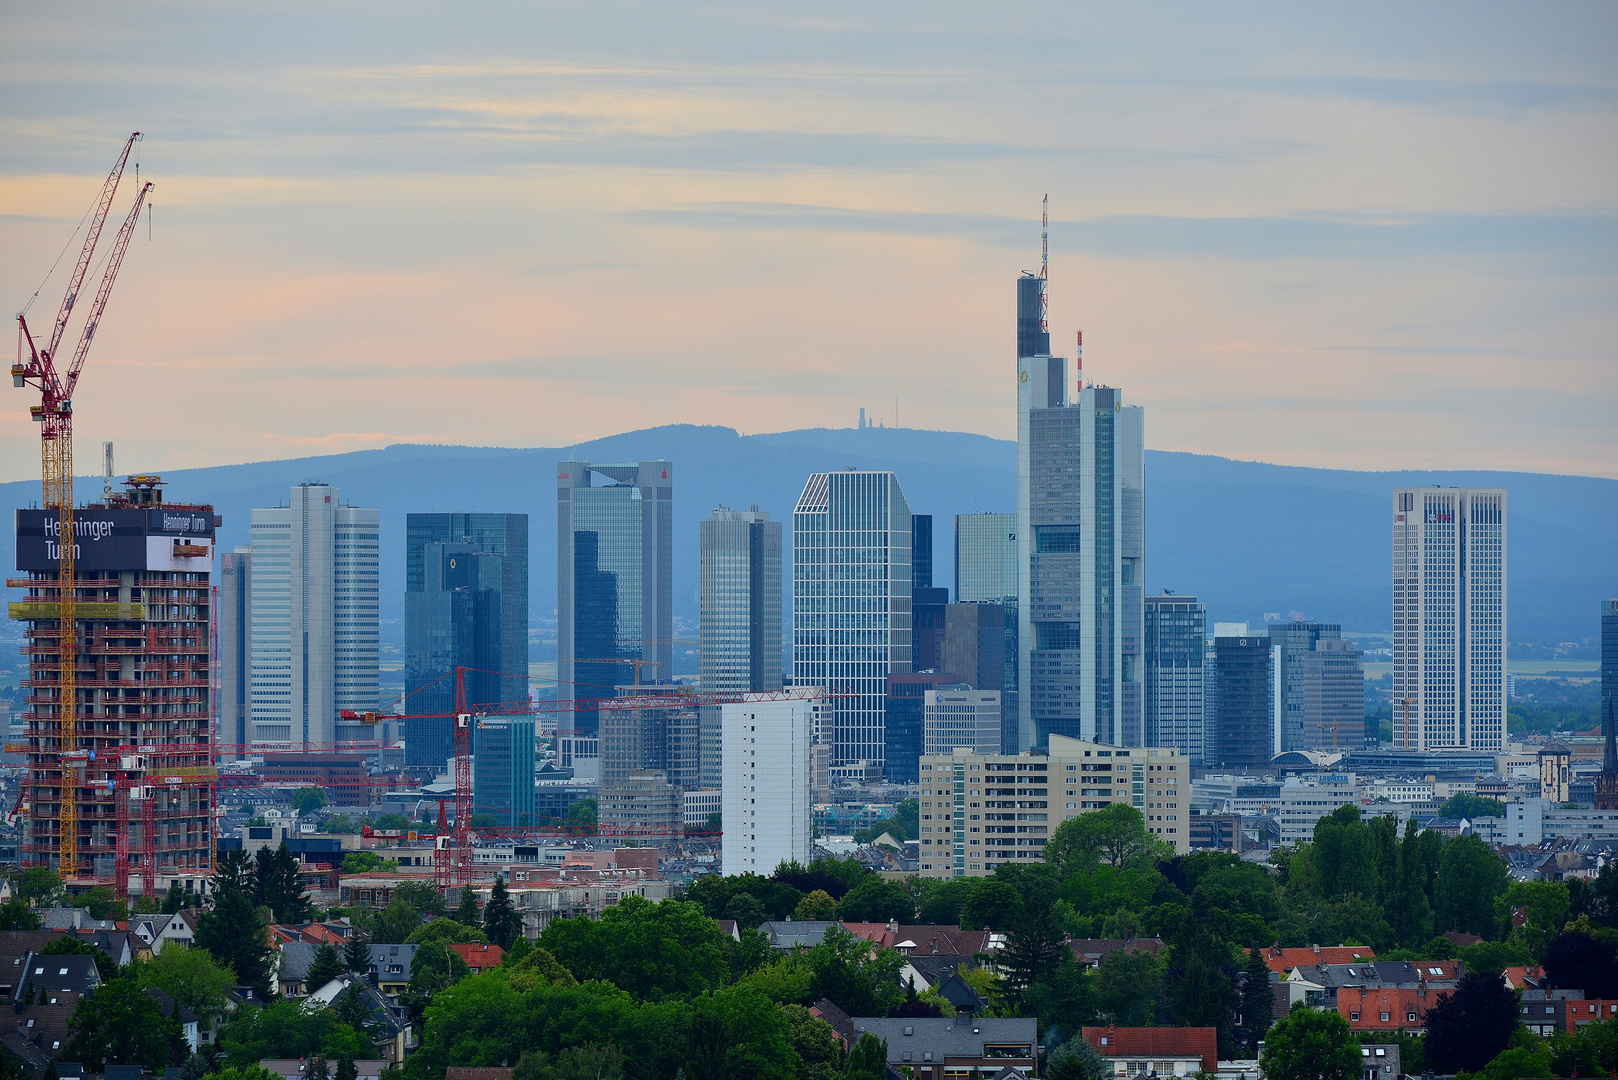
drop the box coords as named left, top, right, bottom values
left=1471, top=798, right=1618, bottom=848
left=1393, top=488, right=1507, bottom=752
left=722, top=696, right=819, bottom=876
left=917, top=733, right=1188, bottom=879
left=1370, top=779, right=1435, bottom=804
left=249, top=483, right=379, bottom=749
left=1275, top=775, right=1360, bottom=844
left=923, top=689, right=1002, bottom=757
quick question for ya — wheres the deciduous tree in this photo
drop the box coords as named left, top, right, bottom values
left=1424, top=970, right=1521, bottom=1074
left=65, top=975, right=183, bottom=1072
left=1259, top=1005, right=1359, bottom=1080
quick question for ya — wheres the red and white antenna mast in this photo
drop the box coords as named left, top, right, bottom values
left=1076, top=330, right=1084, bottom=394
left=1039, top=194, right=1049, bottom=334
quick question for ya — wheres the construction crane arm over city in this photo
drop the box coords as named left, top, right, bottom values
left=12, top=132, right=150, bottom=879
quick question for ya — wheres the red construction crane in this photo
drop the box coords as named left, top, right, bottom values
left=12, top=131, right=152, bottom=879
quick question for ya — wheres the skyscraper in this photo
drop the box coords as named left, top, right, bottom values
left=557, top=461, right=673, bottom=738
left=722, top=697, right=818, bottom=876
left=699, top=506, right=782, bottom=789
left=405, top=513, right=528, bottom=771
left=793, top=470, right=913, bottom=767
left=1602, top=598, right=1618, bottom=715
left=219, top=549, right=252, bottom=762
left=1143, top=593, right=1205, bottom=764
left=1269, top=621, right=1364, bottom=753
left=885, top=670, right=959, bottom=784
left=1017, top=281, right=1144, bottom=750
left=956, top=512, right=1019, bottom=750
left=472, top=715, right=536, bottom=826
left=1208, top=633, right=1271, bottom=770
left=1392, top=488, right=1507, bottom=752
left=250, top=483, right=379, bottom=750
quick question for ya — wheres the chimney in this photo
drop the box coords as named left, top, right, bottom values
left=1312, top=944, right=1321, bottom=955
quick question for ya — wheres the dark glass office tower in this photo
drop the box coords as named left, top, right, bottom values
left=699, top=507, right=782, bottom=789
left=1602, top=598, right=1617, bottom=720
left=955, top=513, right=1020, bottom=752
left=406, top=513, right=529, bottom=771
left=912, top=515, right=934, bottom=590
left=1143, top=593, right=1205, bottom=763
left=558, top=462, right=674, bottom=739
left=1208, top=634, right=1272, bottom=770
left=885, top=671, right=957, bottom=783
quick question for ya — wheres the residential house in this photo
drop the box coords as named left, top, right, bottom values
left=1067, top=937, right=1167, bottom=971
left=1502, top=964, right=1547, bottom=990
left=302, top=974, right=415, bottom=1063
left=274, top=941, right=322, bottom=997
left=261, top=1060, right=387, bottom=1080
left=935, top=971, right=989, bottom=1016
left=1522, top=988, right=1591, bottom=1036
left=1359, top=1044, right=1402, bottom=1080
left=449, top=943, right=504, bottom=974
left=367, top=944, right=419, bottom=996
left=756, top=921, right=840, bottom=950
left=129, top=910, right=200, bottom=955
left=1080, top=1027, right=1220, bottom=1077
left=1285, top=960, right=1463, bottom=1009
left=899, top=954, right=975, bottom=994
left=849, top=1017, right=1037, bottom=1079
left=1337, top=986, right=1450, bottom=1033
left=893, top=926, right=993, bottom=958
left=1260, top=944, right=1376, bottom=975
left=0, top=952, right=103, bottom=1075
left=37, top=908, right=118, bottom=933
left=146, top=987, right=201, bottom=1053
left=809, top=998, right=853, bottom=1050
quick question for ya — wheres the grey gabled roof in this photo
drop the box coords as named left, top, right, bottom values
left=276, top=942, right=321, bottom=983
left=757, top=921, right=839, bottom=949
left=849, top=1016, right=1037, bottom=1059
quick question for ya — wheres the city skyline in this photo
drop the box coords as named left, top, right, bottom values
left=1, top=6, right=1613, bottom=483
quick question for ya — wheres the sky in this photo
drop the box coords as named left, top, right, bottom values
left=1, top=2, right=1615, bottom=482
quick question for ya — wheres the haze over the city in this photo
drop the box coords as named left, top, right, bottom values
left=2, top=2, right=1614, bottom=481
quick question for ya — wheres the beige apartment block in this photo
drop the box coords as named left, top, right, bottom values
left=916, top=733, right=1188, bottom=878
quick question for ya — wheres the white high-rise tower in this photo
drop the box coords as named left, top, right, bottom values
left=1392, top=488, right=1507, bottom=752
left=249, top=483, right=379, bottom=750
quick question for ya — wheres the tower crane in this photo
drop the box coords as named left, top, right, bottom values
left=12, top=131, right=151, bottom=878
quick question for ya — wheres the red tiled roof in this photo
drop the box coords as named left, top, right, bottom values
left=1263, top=944, right=1375, bottom=974
left=841, top=923, right=897, bottom=948
left=1502, top=965, right=1545, bottom=989
left=1337, top=986, right=1450, bottom=1031
left=449, top=943, right=505, bottom=969
left=1082, top=1027, right=1218, bottom=1064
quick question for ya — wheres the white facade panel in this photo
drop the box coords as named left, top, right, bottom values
left=722, top=698, right=816, bottom=876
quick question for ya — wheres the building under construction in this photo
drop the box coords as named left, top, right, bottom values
left=10, top=476, right=216, bottom=887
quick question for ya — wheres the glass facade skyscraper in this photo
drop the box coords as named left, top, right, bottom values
left=1269, top=621, right=1364, bottom=753
left=557, top=461, right=673, bottom=738
left=1208, top=633, right=1271, bottom=769
left=699, top=507, right=782, bottom=789
left=1392, top=488, right=1506, bottom=751
left=955, top=512, right=1019, bottom=748
left=1017, top=286, right=1144, bottom=750
left=472, top=714, right=535, bottom=826
left=405, top=513, right=528, bottom=771
left=794, top=470, right=912, bottom=767
left=250, top=484, right=379, bottom=750
left=1143, top=593, right=1205, bottom=763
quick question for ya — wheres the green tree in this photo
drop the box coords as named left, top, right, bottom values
left=65, top=974, right=184, bottom=1072
left=836, top=876, right=914, bottom=924
left=76, top=885, right=128, bottom=922
left=343, top=933, right=372, bottom=974
left=305, top=944, right=346, bottom=993
left=483, top=876, right=523, bottom=950
left=367, top=896, right=421, bottom=944
left=292, top=787, right=328, bottom=815
left=1046, top=1035, right=1108, bottom=1080
left=195, top=884, right=273, bottom=999
left=14, top=867, right=64, bottom=906
left=214, top=848, right=253, bottom=895
left=1094, top=947, right=1162, bottom=1025
left=334, top=1055, right=358, bottom=1080
left=1439, top=793, right=1507, bottom=820
left=161, top=881, right=187, bottom=915
left=341, top=851, right=401, bottom=875
left=794, top=889, right=838, bottom=921
left=0, top=897, right=40, bottom=930
left=453, top=886, right=480, bottom=927
left=408, top=916, right=489, bottom=947
left=1498, top=881, right=1571, bottom=956
left=844, top=1032, right=888, bottom=1080
left=540, top=896, right=731, bottom=1001
left=960, top=878, right=1023, bottom=931
left=914, top=877, right=977, bottom=926
left=1435, top=835, right=1508, bottom=937
left=392, top=881, right=447, bottom=920
left=805, top=926, right=905, bottom=1017
left=998, top=890, right=1068, bottom=1011
left=722, top=893, right=769, bottom=931
left=136, top=945, right=238, bottom=1029
left=1425, top=970, right=1521, bottom=1074
left=401, top=940, right=470, bottom=1022
left=255, top=842, right=314, bottom=923
left=1387, top=818, right=1436, bottom=948
left=1242, top=946, right=1275, bottom=1052
left=780, top=1004, right=842, bottom=1080
left=566, top=798, right=597, bottom=825
left=1045, top=802, right=1166, bottom=873
left=216, top=999, right=340, bottom=1062
left=1465, top=1044, right=1553, bottom=1080
left=1259, top=1004, right=1360, bottom=1080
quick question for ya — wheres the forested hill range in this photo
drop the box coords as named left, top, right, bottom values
left=1, top=424, right=1611, bottom=642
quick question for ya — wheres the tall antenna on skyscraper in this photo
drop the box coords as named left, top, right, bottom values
left=1039, top=194, right=1049, bottom=334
